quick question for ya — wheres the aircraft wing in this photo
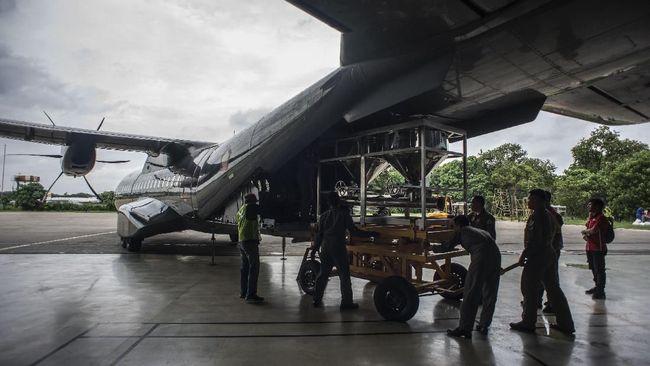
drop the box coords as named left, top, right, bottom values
left=0, top=118, right=215, bottom=155
left=288, top=0, right=650, bottom=132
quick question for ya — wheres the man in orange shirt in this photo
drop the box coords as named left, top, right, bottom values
left=581, top=198, right=608, bottom=299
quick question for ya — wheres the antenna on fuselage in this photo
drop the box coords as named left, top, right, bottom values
left=96, top=117, right=105, bottom=131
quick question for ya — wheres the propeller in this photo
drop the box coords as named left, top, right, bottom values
left=96, top=117, right=105, bottom=131
left=82, top=176, right=103, bottom=202
left=9, top=154, right=63, bottom=158
left=43, top=111, right=56, bottom=126
left=96, top=159, right=130, bottom=163
left=24, top=114, right=124, bottom=204
left=40, top=171, right=64, bottom=204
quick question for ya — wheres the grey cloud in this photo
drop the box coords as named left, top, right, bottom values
left=0, top=45, right=114, bottom=115
left=0, top=0, right=16, bottom=14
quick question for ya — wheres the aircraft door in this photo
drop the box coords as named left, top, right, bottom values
left=189, top=148, right=214, bottom=212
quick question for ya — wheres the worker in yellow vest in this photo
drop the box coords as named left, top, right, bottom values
left=237, top=193, right=264, bottom=304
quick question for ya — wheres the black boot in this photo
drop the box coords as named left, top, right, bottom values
left=447, top=328, right=472, bottom=339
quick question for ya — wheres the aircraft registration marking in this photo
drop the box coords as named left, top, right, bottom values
left=0, top=231, right=116, bottom=251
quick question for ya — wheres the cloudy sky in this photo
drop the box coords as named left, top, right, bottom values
left=0, top=0, right=648, bottom=194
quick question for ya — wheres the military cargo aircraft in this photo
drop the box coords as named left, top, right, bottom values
left=0, top=0, right=649, bottom=251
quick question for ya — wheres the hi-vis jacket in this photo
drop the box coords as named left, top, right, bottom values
left=237, top=203, right=261, bottom=242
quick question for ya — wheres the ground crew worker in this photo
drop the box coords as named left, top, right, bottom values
left=237, top=193, right=264, bottom=304
left=468, top=195, right=496, bottom=240
left=581, top=198, right=608, bottom=299
left=510, top=189, right=575, bottom=335
left=433, top=215, right=501, bottom=339
left=539, top=190, right=564, bottom=313
left=312, top=192, right=377, bottom=310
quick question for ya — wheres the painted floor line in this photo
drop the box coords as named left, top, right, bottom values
left=0, top=231, right=116, bottom=252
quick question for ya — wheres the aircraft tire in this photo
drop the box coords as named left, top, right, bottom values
left=126, top=238, right=142, bottom=252
left=298, top=259, right=321, bottom=295
left=120, top=238, right=127, bottom=249
left=373, top=276, right=419, bottom=321
left=433, top=263, right=467, bottom=300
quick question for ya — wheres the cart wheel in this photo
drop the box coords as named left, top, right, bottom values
left=433, top=263, right=467, bottom=300
left=373, top=276, right=419, bottom=321
left=298, top=259, right=321, bottom=295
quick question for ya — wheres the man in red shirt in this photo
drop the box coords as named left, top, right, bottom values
left=581, top=198, right=608, bottom=299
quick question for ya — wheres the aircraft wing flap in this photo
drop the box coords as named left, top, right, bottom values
left=0, top=118, right=215, bottom=155
left=543, top=60, right=650, bottom=125
left=286, top=0, right=483, bottom=33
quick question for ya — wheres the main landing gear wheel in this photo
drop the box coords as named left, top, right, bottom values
left=433, top=263, right=468, bottom=300
left=373, top=276, right=419, bottom=321
left=125, top=238, right=142, bottom=252
left=297, top=259, right=321, bottom=295
left=120, top=238, right=127, bottom=249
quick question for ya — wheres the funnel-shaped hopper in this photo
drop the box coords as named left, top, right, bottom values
left=383, top=129, right=449, bottom=184
left=341, top=158, right=390, bottom=185
left=384, top=153, right=446, bottom=184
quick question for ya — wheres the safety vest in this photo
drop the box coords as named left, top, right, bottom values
left=237, top=203, right=260, bottom=241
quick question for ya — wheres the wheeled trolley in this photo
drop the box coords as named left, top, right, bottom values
left=297, top=223, right=470, bottom=321
left=300, top=119, right=471, bottom=321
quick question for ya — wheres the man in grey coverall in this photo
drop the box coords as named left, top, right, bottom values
left=312, top=192, right=377, bottom=310
left=433, top=215, right=501, bottom=339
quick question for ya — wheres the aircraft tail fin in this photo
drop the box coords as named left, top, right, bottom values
left=286, top=0, right=468, bottom=65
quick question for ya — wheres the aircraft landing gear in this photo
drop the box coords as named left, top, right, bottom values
left=120, top=237, right=143, bottom=252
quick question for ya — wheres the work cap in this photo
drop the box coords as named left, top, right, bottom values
left=244, top=193, right=258, bottom=203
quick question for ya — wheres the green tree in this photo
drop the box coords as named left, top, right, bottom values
left=476, top=143, right=555, bottom=192
left=571, top=126, right=648, bottom=172
left=477, top=143, right=527, bottom=173
left=606, top=150, right=650, bottom=220
left=100, top=191, right=116, bottom=211
left=429, top=156, right=491, bottom=201
left=554, top=167, right=607, bottom=217
left=14, top=183, right=46, bottom=210
left=369, top=167, right=405, bottom=194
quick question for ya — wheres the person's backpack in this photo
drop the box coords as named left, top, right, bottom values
left=604, top=216, right=615, bottom=244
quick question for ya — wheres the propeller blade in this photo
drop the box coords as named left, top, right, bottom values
left=82, top=176, right=103, bottom=202
left=43, top=111, right=56, bottom=126
left=41, top=171, right=65, bottom=204
left=8, top=153, right=63, bottom=158
left=96, top=117, right=105, bottom=131
left=96, top=159, right=130, bottom=164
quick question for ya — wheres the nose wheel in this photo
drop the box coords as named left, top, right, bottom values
left=120, top=237, right=142, bottom=252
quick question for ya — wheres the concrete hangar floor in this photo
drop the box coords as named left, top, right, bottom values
left=0, top=212, right=648, bottom=365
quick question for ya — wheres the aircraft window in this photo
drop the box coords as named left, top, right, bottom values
left=193, top=148, right=212, bottom=165
left=206, top=145, right=232, bottom=173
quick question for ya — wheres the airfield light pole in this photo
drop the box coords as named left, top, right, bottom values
left=1, top=144, right=5, bottom=195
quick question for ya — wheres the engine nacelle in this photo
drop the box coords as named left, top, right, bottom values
left=60, top=141, right=96, bottom=177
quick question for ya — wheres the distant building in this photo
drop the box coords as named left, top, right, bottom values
left=47, top=197, right=100, bottom=205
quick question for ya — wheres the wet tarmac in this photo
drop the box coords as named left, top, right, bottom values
left=0, top=212, right=649, bottom=365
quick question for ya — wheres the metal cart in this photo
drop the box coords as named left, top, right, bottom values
left=298, top=118, right=470, bottom=321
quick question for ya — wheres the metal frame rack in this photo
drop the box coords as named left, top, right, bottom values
left=317, top=118, right=468, bottom=229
